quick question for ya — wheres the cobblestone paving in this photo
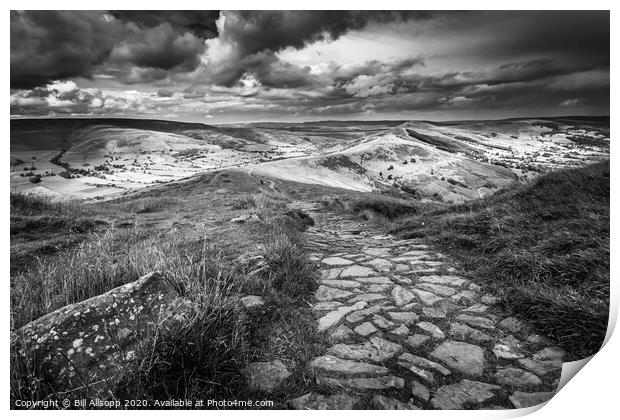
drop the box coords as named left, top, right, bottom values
left=288, top=203, right=565, bottom=410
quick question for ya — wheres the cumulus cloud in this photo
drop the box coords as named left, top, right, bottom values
left=9, top=11, right=609, bottom=120
left=110, top=23, right=204, bottom=71
left=10, top=11, right=124, bottom=89
left=196, top=11, right=430, bottom=87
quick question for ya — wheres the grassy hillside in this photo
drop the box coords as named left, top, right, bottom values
left=11, top=172, right=324, bottom=406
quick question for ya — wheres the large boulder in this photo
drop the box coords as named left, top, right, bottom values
left=11, top=272, right=196, bottom=397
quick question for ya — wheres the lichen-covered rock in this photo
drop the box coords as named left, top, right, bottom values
left=11, top=272, right=196, bottom=397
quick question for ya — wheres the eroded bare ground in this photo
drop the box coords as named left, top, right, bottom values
left=286, top=201, right=565, bottom=410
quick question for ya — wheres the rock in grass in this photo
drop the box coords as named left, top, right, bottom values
left=11, top=272, right=196, bottom=398
left=246, top=360, right=292, bottom=392
left=240, top=295, right=265, bottom=309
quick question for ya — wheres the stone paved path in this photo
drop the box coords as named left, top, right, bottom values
left=288, top=203, right=566, bottom=410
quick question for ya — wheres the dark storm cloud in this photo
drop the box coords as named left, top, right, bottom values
left=10, top=10, right=220, bottom=88
left=109, top=23, right=204, bottom=71
left=220, top=11, right=430, bottom=56
left=205, top=11, right=432, bottom=87
left=10, top=10, right=609, bottom=120
left=110, top=10, right=220, bottom=38
left=10, top=11, right=123, bottom=89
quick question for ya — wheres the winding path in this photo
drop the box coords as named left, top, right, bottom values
left=288, top=202, right=566, bottom=410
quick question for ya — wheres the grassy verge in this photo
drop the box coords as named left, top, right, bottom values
left=11, top=178, right=322, bottom=407
left=330, top=161, right=609, bottom=360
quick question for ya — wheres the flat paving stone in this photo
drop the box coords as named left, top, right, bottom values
left=315, top=285, right=353, bottom=301
left=355, top=276, right=393, bottom=284
left=372, top=314, right=395, bottom=329
left=346, top=305, right=382, bottom=323
left=430, top=340, right=487, bottom=376
left=509, top=391, right=555, bottom=408
left=317, top=301, right=367, bottom=331
left=455, top=314, right=495, bottom=330
left=422, top=307, right=447, bottom=318
left=330, top=325, right=355, bottom=342
left=323, top=267, right=345, bottom=279
left=416, top=321, right=445, bottom=339
left=321, top=280, right=361, bottom=289
left=313, top=301, right=343, bottom=311
left=463, top=303, right=489, bottom=313
left=367, top=283, right=391, bottom=293
left=517, top=358, right=562, bottom=377
left=431, top=379, right=501, bottom=409
left=391, top=325, right=410, bottom=336
left=310, top=355, right=389, bottom=376
left=388, top=312, right=420, bottom=325
left=317, top=375, right=405, bottom=391
left=451, top=290, right=477, bottom=302
left=399, top=352, right=452, bottom=377
left=494, top=367, right=542, bottom=389
left=392, top=285, right=416, bottom=306
left=372, top=395, right=420, bottom=410
left=499, top=317, right=525, bottom=333
left=406, top=334, right=431, bottom=348
left=328, top=336, right=403, bottom=363
left=354, top=322, right=378, bottom=336
left=367, top=258, right=393, bottom=271
left=288, top=393, right=358, bottom=410
left=493, top=335, right=525, bottom=360
left=363, top=247, right=391, bottom=256
left=348, top=293, right=385, bottom=303
left=533, top=347, right=566, bottom=363
left=449, top=323, right=494, bottom=346
left=417, top=283, right=457, bottom=297
left=411, top=381, right=431, bottom=401
left=412, top=289, right=443, bottom=305
left=322, top=257, right=355, bottom=266
left=340, top=265, right=377, bottom=278
left=418, top=275, right=468, bottom=287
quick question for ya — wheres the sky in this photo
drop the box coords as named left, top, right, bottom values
left=10, top=10, right=610, bottom=123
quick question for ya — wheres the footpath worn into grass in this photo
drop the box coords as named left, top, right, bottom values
left=285, top=201, right=565, bottom=409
